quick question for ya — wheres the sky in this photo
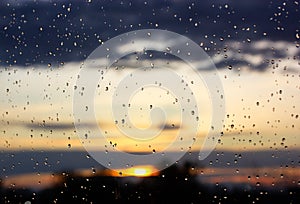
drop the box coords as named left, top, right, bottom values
left=1, top=43, right=299, bottom=152
left=0, top=0, right=299, bottom=183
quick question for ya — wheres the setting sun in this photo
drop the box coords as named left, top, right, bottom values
left=113, top=165, right=159, bottom=177
left=133, top=168, right=147, bottom=176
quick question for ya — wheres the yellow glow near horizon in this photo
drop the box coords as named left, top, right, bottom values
left=113, top=165, right=159, bottom=177
left=0, top=60, right=299, bottom=152
left=133, top=168, right=148, bottom=176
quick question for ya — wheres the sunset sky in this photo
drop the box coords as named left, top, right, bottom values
left=0, top=1, right=299, bottom=192
left=1, top=41, right=299, bottom=153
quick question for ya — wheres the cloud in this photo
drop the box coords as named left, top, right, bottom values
left=0, top=0, right=298, bottom=67
left=6, top=120, right=100, bottom=131
left=158, top=123, right=181, bottom=131
left=211, top=40, right=300, bottom=71
left=86, top=39, right=300, bottom=73
left=25, top=122, right=76, bottom=130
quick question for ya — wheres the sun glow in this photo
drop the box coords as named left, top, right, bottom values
left=133, top=168, right=148, bottom=176
left=112, top=165, right=159, bottom=177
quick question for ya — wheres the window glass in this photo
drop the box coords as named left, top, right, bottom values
left=0, top=0, right=299, bottom=203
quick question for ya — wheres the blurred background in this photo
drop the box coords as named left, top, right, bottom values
left=0, top=0, right=299, bottom=203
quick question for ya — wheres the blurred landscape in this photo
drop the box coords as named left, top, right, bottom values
left=1, top=150, right=299, bottom=203
left=1, top=158, right=300, bottom=203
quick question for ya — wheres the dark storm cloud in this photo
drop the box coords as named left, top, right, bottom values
left=0, top=0, right=299, bottom=69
